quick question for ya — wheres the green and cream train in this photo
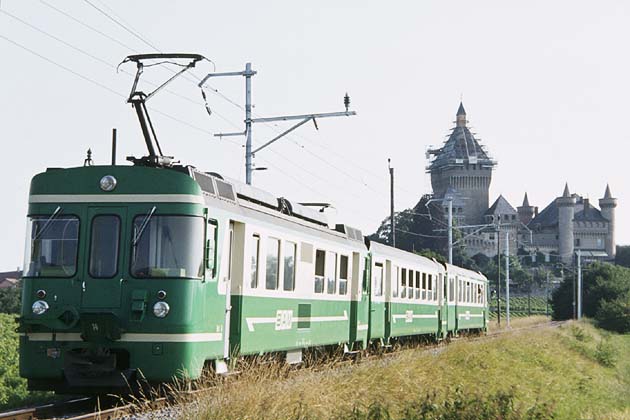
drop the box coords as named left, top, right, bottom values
left=18, top=164, right=488, bottom=393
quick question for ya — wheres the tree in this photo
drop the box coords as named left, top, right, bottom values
left=551, top=261, right=630, bottom=332
left=368, top=195, right=448, bottom=257
left=0, top=285, right=21, bottom=315
left=615, top=245, right=630, bottom=268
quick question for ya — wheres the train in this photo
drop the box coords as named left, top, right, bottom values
left=18, top=163, right=488, bottom=393
left=17, top=53, right=488, bottom=394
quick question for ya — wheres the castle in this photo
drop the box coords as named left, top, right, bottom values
left=426, top=103, right=617, bottom=264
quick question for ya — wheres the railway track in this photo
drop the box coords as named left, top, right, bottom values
left=0, top=319, right=567, bottom=420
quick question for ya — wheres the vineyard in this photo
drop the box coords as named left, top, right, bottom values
left=489, top=296, right=550, bottom=319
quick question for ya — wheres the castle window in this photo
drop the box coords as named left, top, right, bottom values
left=575, top=238, right=581, bottom=246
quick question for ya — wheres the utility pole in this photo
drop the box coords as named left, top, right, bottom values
left=244, top=62, right=253, bottom=185
left=546, top=270, right=550, bottom=317
left=447, top=198, right=453, bottom=264
left=388, top=158, right=395, bottom=247
left=505, top=230, right=510, bottom=328
left=497, top=226, right=501, bottom=326
left=577, top=249, right=582, bottom=320
left=199, top=64, right=356, bottom=185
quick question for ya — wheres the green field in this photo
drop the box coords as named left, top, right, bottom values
left=178, top=319, right=630, bottom=419
left=489, top=296, right=550, bottom=319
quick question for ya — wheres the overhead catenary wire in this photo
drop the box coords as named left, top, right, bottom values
left=0, top=33, right=229, bottom=144
left=2, top=6, right=243, bottom=146
left=78, top=1, right=396, bottom=207
left=0, top=28, right=385, bottom=227
left=14, top=2, right=411, bottom=231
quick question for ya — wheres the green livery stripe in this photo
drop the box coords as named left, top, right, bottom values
left=391, top=311, right=438, bottom=323
left=245, top=310, right=349, bottom=332
left=21, top=332, right=223, bottom=342
left=29, top=194, right=204, bottom=204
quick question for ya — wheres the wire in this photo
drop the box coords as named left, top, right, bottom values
left=395, top=228, right=446, bottom=239
left=1, top=8, right=116, bottom=70
left=0, top=33, right=122, bottom=97
left=82, top=0, right=160, bottom=51
left=0, top=32, right=241, bottom=146
left=58, top=2, right=405, bottom=229
left=7, top=6, right=242, bottom=146
left=39, top=0, right=141, bottom=54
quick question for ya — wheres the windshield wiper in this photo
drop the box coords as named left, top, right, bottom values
left=133, top=206, right=157, bottom=246
left=33, top=206, right=62, bottom=241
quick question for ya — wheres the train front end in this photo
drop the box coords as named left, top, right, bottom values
left=18, top=165, right=224, bottom=393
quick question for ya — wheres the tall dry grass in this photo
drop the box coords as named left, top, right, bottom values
left=157, top=319, right=630, bottom=419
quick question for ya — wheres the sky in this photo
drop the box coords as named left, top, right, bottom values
left=0, top=1, right=628, bottom=270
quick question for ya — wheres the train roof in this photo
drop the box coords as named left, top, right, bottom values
left=368, top=241, right=444, bottom=272
left=444, top=263, right=487, bottom=282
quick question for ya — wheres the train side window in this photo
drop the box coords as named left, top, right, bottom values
left=339, top=255, right=349, bottom=295
left=415, top=271, right=421, bottom=300
left=409, top=269, right=415, bottom=300
left=466, top=281, right=471, bottom=303
left=314, top=249, right=325, bottom=293
left=458, top=279, right=463, bottom=302
left=374, top=263, right=383, bottom=296
left=326, top=251, right=337, bottom=294
left=392, top=265, right=399, bottom=298
left=250, top=234, right=260, bottom=288
left=283, top=241, right=296, bottom=291
left=206, top=220, right=218, bottom=277
left=421, top=273, right=426, bottom=300
left=449, top=278, right=454, bottom=302
left=401, top=268, right=407, bottom=298
left=265, top=237, right=280, bottom=290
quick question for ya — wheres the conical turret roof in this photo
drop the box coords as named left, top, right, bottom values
left=562, top=183, right=571, bottom=198
left=457, top=102, right=466, bottom=116
left=427, top=103, right=494, bottom=171
left=522, top=192, right=530, bottom=207
left=604, top=184, right=612, bottom=199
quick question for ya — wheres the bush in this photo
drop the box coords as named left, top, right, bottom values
left=596, top=296, right=630, bottom=333
left=0, top=313, right=29, bottom=408
left=333, top=389, right=555, bottom=420
left=594, top=338, right=617, bottom=368
left=0, top=313, right=52, bottom=409
left=552, top=262, right=630, bottom=333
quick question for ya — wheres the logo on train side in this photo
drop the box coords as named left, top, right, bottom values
left=275, top=310, right=293, bottom=330
left=405, top=310, right=413, bottom=323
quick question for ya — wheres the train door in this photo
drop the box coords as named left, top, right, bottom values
left=80, top=207, right=127, bottom=309
left=439, top=273, right=446, bottom=338
left=368, top=260, right=386, bottom=341
left=350, top=252, right=369, bottom=349
left=222, top=222, right=239, bottom=359
left=384, top=260, right=392, bottom=342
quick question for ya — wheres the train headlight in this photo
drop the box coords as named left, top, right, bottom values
left=153, top=301, right=170, bottom=318
left=32, top=300, right=49, bottom=315
left=99, top=175, right=117, bottom=192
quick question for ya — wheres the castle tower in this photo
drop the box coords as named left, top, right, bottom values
left=599, top=184, right=617, bottom=258
left=427, top=102, right=496, bottom=225
left=517, top=192, right=535, bottom=225
left=557, top=183, right=576, bottom=264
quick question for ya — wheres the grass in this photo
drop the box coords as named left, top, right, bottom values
left=176, top=319, right=630, bottom=420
